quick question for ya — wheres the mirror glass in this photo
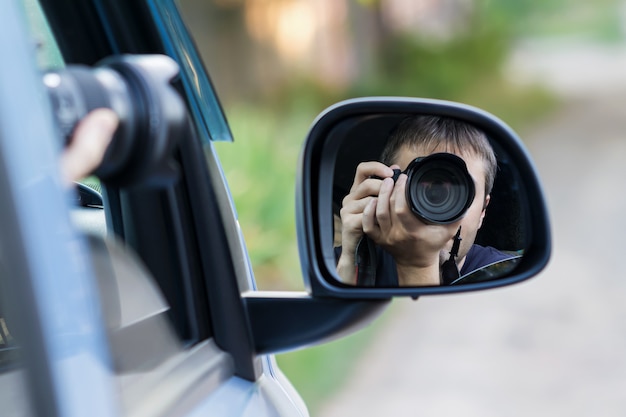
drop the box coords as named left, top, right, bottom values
left=328, top=113, right=527, bottom=287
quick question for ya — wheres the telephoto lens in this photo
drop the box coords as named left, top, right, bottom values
left=43, top=54, right=187, bottom=186
left=403, top=153, right=475, bottom=224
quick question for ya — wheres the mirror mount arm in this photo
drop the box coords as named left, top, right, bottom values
left=243, top=292, right=391, bottom=355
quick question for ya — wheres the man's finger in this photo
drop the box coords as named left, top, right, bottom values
left=59, top=108, right=118, bottom=184
left=375, top=177, right=394, bottom=231
left=351, top=161, right=394, bottom=192
left=362, top=198, right=379, bottom=236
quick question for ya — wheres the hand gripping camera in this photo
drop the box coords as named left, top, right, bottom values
left=43, top=54, right=187, bottom=186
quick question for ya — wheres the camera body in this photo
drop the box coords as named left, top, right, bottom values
left=392, top=152, right=475, bottom=224
left=43, top=54, right=187, bottom=186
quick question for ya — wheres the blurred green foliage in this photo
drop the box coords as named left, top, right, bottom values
left=214, top=103, right=316, bottom=290
left=501, top=0, right=624, bottom=42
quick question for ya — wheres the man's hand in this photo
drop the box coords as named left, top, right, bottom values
left=362, top=173, right=460, bottom=286
left=336, top=161, right=395, bottom=284
left=59, top=108, right=118, bottom=185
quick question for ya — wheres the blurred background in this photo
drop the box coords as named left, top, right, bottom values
left=176, top=0, right=626, bottom=415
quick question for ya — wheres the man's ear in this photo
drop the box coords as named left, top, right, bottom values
left=478, top=194, right=491, bottom=229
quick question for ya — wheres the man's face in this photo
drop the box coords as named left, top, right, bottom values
left=393, top=145, right=489, bottom=271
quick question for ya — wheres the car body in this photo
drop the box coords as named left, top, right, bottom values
left=0, top=1, right=550, bottom=416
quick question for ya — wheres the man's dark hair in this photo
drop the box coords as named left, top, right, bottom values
left=380, top=115, right=497, bottom=196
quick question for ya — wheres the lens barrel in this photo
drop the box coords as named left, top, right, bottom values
left=404, top=153, right=475, bottom=224
left=43, top=55, right=187, bottom=186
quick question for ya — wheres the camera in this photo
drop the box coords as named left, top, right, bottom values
left=392, top=153, right=475, bottom=224
left=43, top=54, right=187, bottom=186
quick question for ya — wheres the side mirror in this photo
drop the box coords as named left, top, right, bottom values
left=296, top=97, right=551, bottom=298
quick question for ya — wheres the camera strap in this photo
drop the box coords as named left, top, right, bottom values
left=355, top=236, right=378, bottom=286
left=441, top=226, right=462, bottom=285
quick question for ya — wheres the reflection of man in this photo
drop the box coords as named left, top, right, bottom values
left=336, top=115, right=514, bottom=286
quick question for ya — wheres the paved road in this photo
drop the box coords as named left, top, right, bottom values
left=318, top=44, right=626, bottom=417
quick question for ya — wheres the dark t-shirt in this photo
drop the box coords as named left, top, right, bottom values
left=336, top=242, right=517, bottom=287
left=459, top=244, right=515, bottom=276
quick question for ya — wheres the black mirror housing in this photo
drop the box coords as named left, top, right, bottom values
left=296, top=97, right=551, bottom=298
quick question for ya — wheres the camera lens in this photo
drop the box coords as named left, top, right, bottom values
left=43, top=55, right=187, bottom=186
left=405, top=153, right=475, bottom=224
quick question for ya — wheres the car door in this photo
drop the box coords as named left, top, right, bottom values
left=0, top=0, right=309, bottom=416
